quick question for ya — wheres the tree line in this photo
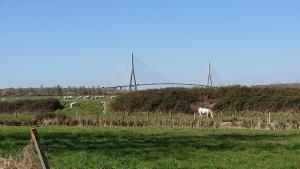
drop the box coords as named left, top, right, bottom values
left=0, top=85, right=122, bottom=96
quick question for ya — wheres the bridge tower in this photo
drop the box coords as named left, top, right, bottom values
left=207, top=61, right=213, bottom=87
left=129, top=53, right=137, bottom=91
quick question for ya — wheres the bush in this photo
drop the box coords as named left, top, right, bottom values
left=110, top=86, right=300, bottom=113
left=110, top=88, right=199, bottom=114
left=0, top=99, right=64, bottom=114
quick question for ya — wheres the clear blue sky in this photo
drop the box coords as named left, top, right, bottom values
left=0, top=0, right=300, bottom=88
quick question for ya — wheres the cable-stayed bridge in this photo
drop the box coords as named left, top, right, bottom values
left=107, top=53, right=221, bottom=91
left=111, top=82, right=208, bottom=90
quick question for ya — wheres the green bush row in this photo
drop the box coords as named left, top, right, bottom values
left=110, top=86, right=300, bottom=113
left=0, top=99, right=64, bottom=114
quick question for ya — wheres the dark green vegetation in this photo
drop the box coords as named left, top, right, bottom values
left=0, top=99, right=64, bottom=114
left=1, top=127, right=300, bottom=169
left=110, top=86, right=300, bottom=113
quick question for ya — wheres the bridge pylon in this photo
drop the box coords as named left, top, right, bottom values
left=129, top=53, right=137, bottom=91
left=207, top=61, right=213, bottom=87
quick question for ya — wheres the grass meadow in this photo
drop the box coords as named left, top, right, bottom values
left=1, top=96, right=300, bottom=168
left=1, top=126, right=300, bottom=169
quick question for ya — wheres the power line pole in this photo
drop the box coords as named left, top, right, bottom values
left=207, top=61, right=213, bottom=87
left=129, top=53, right=137, bottom=91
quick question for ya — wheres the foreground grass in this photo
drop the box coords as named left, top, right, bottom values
left=0, top=127, right=300, bottom=169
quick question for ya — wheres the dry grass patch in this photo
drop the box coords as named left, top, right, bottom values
left=0, top=144, right=42, bottom=169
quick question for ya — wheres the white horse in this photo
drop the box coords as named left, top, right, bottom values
left=198, top=108, right=214, bottom=118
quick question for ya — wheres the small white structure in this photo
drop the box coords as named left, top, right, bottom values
left=1, top=99, right=6, bottom=101
left=70, top=102, right=80, bottom=109
left=76, top=96, right=83, bottom=99
left=198, top=108, right=214, bottom=118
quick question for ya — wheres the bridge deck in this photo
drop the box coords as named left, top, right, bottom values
left=108, top=82, right=209, bottom=89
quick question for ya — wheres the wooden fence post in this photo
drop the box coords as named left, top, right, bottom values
left=30, top=128, right=51, bottom=169
left=147, top=112, right=149, bottom=121
left=221, top=111, right=223, bottom=123
left=76, top=111, right=79, bottom=120
left=97, top=111, right=100, bottom=126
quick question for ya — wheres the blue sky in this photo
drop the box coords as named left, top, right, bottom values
left=0, top=0, right=299, bottom=88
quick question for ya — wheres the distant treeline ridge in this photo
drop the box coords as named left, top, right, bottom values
left=0, top=85, right=122, bottom=96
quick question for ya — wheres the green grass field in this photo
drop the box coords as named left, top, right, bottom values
left=1, top=126, right=300, bottom=169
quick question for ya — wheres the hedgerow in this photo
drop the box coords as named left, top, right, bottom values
left=0, top=99, right=64, bottom=114
left=110, top=86, right=300, bottom=113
